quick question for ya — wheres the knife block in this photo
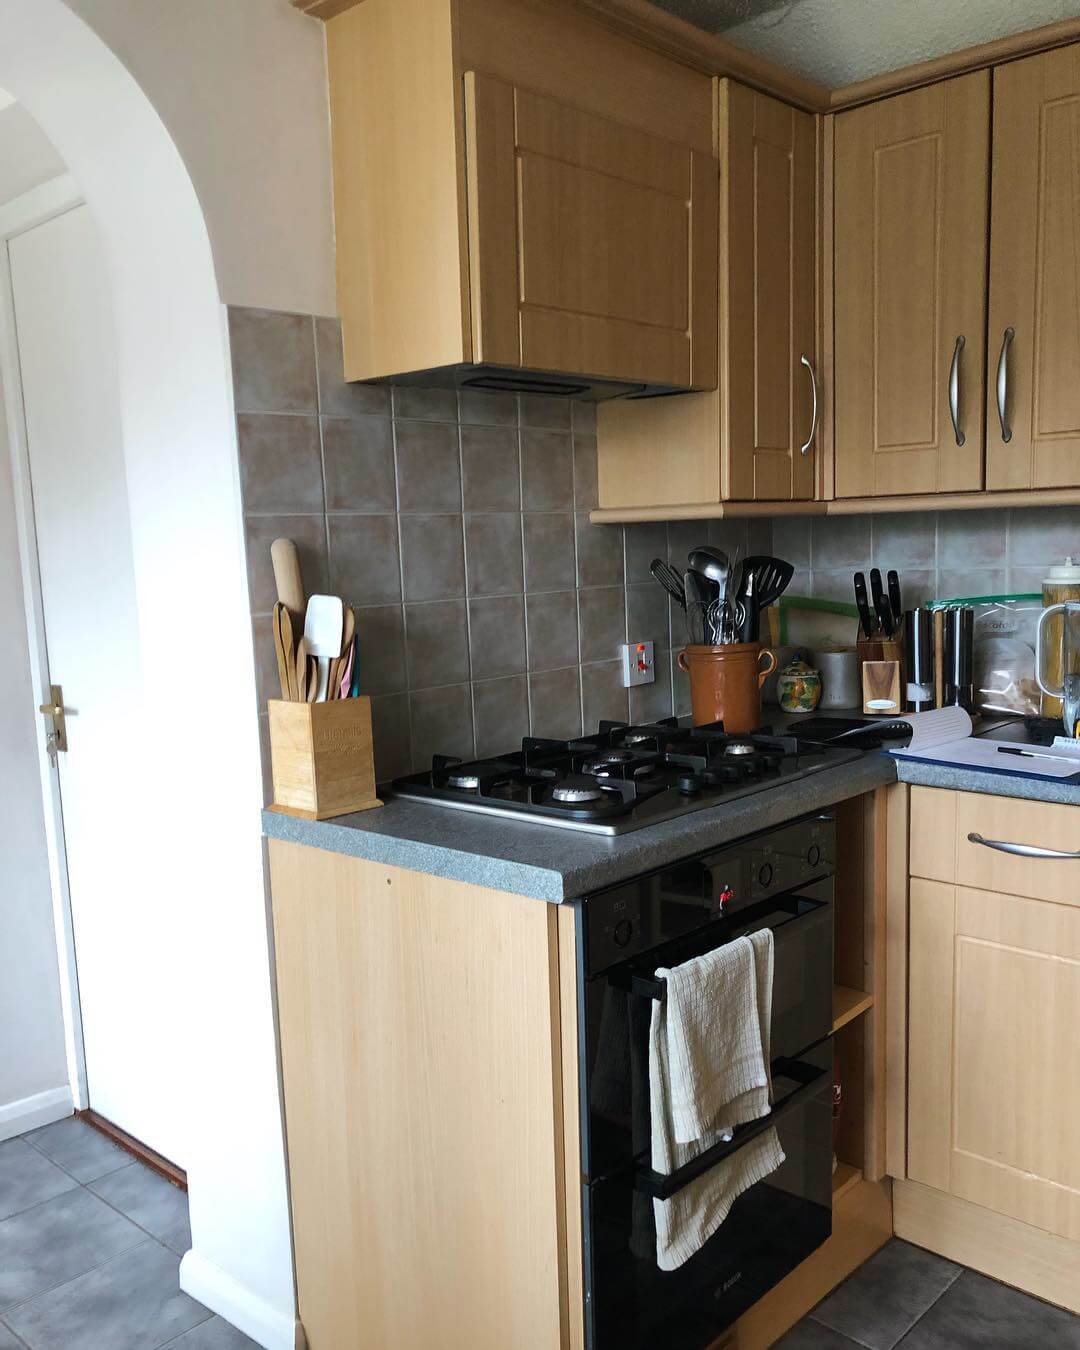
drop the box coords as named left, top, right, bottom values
left=857, top=635, right=903, bottom=716
left=267, top=697, right=382, bottom=820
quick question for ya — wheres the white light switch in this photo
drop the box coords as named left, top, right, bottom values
left=621, top=640, right=655, bottom=688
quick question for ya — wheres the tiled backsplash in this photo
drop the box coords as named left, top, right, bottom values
left=774, top=507, right=1080, bottom=609
left=229, top=307, right=764, bottom=789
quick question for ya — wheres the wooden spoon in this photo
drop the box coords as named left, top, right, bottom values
left=295, top=635, right=309, bottom=704
left=279, top=605, right=296, bottom=700
left=271, top=604, right=291, bottom=700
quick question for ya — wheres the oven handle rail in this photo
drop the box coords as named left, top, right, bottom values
left=626, top=895, right=827, bottom=1003
left=634, top=1055, right=828, bottom=1202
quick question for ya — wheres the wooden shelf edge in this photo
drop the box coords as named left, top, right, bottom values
left=833, top=985, right=874, bottom=1033
left=591, top=485, right=1080, bottom=523
left=832, top=1161, right=863, bottom=1201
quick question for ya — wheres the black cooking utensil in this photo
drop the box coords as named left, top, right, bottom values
left=732, top=555, right=794, bottom=642
left=887, top=569, right=902, bottom=624
left=684, top=568, right=715, bottom=644
left=649, top=558, right=686, bottom=610
left=853, top=572, right=874, bottom=638
left=869, top=568, right=894, bottom=637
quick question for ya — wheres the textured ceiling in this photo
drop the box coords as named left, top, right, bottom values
left=651, top=0, right=1080, bottom=85
left=0, top=99, right=67, bottom=209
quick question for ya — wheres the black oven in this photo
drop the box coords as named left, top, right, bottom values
left=576, top=814, right=835, bottom=1350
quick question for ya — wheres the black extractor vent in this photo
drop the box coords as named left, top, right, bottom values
left=461, top=372, right=590, bottom=397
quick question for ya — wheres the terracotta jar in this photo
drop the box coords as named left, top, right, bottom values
left=677, top=643, right=778, bottom=733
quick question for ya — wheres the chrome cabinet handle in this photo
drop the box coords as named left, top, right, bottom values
left=968, top=831, right=1080, bottom=860
left=995, top=327, right=1014, bottom=443
left=948, top=334, right=965, bottom=446
left=799, top=355, right=817, bottom=456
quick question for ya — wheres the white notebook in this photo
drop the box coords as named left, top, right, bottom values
left=889, top=707, right=1080, bottom=781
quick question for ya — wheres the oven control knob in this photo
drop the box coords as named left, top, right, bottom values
left=757, top=862, right=774, bottom=888
left=613, top=919, right=634, bottom=948
left=807, top=843, right=822, bottom=868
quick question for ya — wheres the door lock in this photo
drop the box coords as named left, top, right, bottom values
left=38, top=684, right=68, bottom=753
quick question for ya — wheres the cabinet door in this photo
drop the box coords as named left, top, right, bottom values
left=464, top=71, right=718, bottom=391
left=908, top=879, right=1080, bottom=1240
left=987, top=47, right=1080, bottom=489
left=722, top=82, right=817, bottom=501
left=834, top=73, right=989, bottom=498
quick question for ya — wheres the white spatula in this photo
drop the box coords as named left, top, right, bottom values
left=304, top=595, right=343, bottom=703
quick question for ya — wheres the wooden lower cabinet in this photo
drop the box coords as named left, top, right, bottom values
left=901, top=787, right=1080, bottom=1312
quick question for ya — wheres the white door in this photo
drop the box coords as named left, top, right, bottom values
left=8, top=204, right=182, bottom=1164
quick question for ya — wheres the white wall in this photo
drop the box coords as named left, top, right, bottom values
left=66, top=0, right=335, bottom=316
left=0, top=375, right=71, bottom=1139
left=1, top=1, right=322, bottom=1345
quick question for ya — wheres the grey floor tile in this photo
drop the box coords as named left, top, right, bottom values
left=160, top=1315, right=260, bottom=1349
left=897, top=1269, right=1080, bottom=1350
left=0, top=1141, right=77, bottom=1222
left=812, top=1240, right=962, bottom=1349
left=5, top=1239, right=210, bottom=1350
left=0, top=1187, right=143, bottom=1310
left=0, top=1321, right=26, bottom=1349
left=25, top=1118, right=129, bottom=1183
left=777, top=1319, right=866, bottom=1349
left=89, top=1164, right=191, bottom=1254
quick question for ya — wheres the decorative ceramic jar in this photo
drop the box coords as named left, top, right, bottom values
left=776, top=657, right=822, bottom=714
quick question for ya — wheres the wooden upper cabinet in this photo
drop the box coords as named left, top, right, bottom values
left=596, top=81, right=817, bottom=511
left=833, top=72, right=990, bottom=498
left=464, top=73, right=717, bottom=390
left=987, top=46, right=1080, bottom=489
left=324, top=0, right=716, bottom=390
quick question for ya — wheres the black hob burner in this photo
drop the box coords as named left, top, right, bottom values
left=390, top=719, right=863, bottom=835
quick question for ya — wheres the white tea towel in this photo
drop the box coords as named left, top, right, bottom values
left=649, top=929, right=783, bottom=1270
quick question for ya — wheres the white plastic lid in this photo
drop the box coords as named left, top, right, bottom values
left=1045, top=555, right=1080, bottom=584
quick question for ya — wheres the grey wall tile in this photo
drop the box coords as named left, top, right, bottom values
left=526, top=590, right=579, bottom=672
left=706, top=519, right=751, bottom=559
left=395, top=419, right=462, bottom=512
left=582, top=660, right=630, bottom=726
left=936, top=568, right=1007, bottom=602
left=410, top=684, right=474, bottom=767
left=524, top=513, right=576, bottom=592
left=473, top=676, right=530, bottom=757
left=1009, top=505, right=1080, bottom=564
left=371, top=692, right=412, bottom=783
left=529, top=667, right=582, bottom=739
left=252, top=614, right=284, bottom=707
left=244, top=514, right=328, bottom=614
left=229, top=308, right=317, bottom=415
left=322, top=415, right=395, bottom=512
left=465, top=514, right=523, bottom=596
left=461, top=425, right=520, bottom=512
left=468, top=595, right=526, bottom=679
left=458, top=388, right=517, bottom=427
left=812, top=514, right=871, bottom=569
left=771, top=516, right=811, bottom=568
left=519, top=393, right=571, bottom=429
left=572, top=402, right=597, bottom=436
left=666, top=520, right=702, bottom=568
left=392, top=386, right=457, bottom=422
left=630, top=649, right=673, bottom=723
left=521, top=429, right=574, bottom=509
left=314, top=317, right=390, bottom=418
left=328, top=514, right=401, bottom=606
left=401, top=514, right=466, bottom=602
left=405, top=600, right=470, bottom=689
left=353, top=605, right=407, bottom=695
left=238, top=414, right=323, bottom=514
left=627, top=582, right=671, bottom=650
left=577, top=514, right=624, bottom=588
left=578, top=587, right=626, bottom=663
left=624, top=521, right=668, bottom=583
left=937, top=509, right=1007, bottom=567
left=872, top=512, right=937, bottom=567
left=574, top=434, right=599, bottom=510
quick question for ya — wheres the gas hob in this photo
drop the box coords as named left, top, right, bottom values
left=389, top=718, right=862, bottom=834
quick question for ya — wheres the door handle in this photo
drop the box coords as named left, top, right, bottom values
left=38, top=683, right=68, bottom=753
left=967, top=831, right=1080, bottom=860
left=948, top=335, right=965, bottom=446
left=799, top=355, right=817, bottom=456
left=995, top=327, right=1014, bottom=443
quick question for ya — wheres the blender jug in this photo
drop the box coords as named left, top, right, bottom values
left=1037, top=601, right=1080, bottom=739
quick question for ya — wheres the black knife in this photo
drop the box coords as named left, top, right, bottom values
left=853, top=572, right=874, bottom=638
left=870, top=568, right=893, bottom=637
left=887, top=569, right=902, bottom=624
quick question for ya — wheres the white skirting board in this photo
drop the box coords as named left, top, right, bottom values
left=179, top=1250, right=307, bottom=1350
left=0, top=1086, right=72, bottom=1142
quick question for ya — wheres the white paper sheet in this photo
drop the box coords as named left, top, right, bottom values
left=890, top=708, right=1080, bottom=780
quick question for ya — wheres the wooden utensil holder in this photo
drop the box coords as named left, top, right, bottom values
left=857, top=634, right=903, bottom=716
left=267, top=697, right=382, bottom=820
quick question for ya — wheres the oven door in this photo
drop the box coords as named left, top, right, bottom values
left=583, top=1037, right=833, bottom=1350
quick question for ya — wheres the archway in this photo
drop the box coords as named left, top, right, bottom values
left=0, top=3, right=297, bottom=1346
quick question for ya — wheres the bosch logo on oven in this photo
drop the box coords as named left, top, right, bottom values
left=716, top=1271, right=743, bottom=1298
